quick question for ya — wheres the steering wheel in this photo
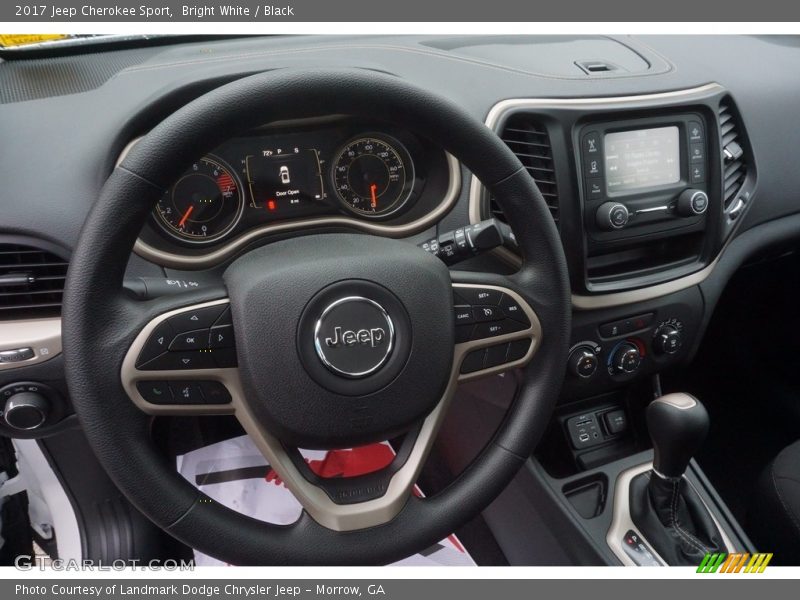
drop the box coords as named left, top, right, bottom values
left=62, top=69, right=570, bottom=565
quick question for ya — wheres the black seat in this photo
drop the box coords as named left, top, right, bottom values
left=750, top=440, right=800, bottom=565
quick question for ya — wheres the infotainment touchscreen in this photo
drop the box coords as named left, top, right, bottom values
left=605, top=126, right=680, bottom=193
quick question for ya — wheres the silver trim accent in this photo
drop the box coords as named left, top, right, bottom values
left=118, top=137, right=461, bottom=269
left=4, top=393, right=48, bottom=431
left=636, top=205, right=669, bottom=214
left=468, top=84, right=728, bottom=311
left=313, top=296, right=395, bottom=379
left=652, top=392, right=697, bottom=410
left=607, top=461, right=736, bottom=566
left=0, top=318, right=62, bottom=372
left=120, top=284, right=541, bottom=531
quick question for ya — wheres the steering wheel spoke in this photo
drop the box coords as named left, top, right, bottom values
left=121, top=297, right=238, bottom=416
left=451, top=279, right=542, bottom=382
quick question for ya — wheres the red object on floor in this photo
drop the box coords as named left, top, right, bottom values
left=266, top=443, right=396, bottom=485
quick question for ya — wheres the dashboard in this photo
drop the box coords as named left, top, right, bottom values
left=1, top=33, right=800, bottom=430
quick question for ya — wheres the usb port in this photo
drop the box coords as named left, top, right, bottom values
left=578, top=433, right=590, bottom=443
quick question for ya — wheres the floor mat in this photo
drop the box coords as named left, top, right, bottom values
left=177, top=435, right=475, bottom=566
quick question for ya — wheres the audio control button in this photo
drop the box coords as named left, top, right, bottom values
left=688, top=121, right=704, bottom=142
left=596, top=202, right=629, bottom=230
left=677, top=189, right=709, bottom=216
left=690, top=164, right=705, bottom=183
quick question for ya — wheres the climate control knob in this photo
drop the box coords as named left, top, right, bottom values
left=3, top=391, right=49, bottom=430
left=596, top=202, right=630, bottom=230
left=677, top=189, right=709, bottom=217
left=611, top=342, right=642, bottom=374
left=568, top=346, right=598, bottom=379
left=653, top=325, right=682, bottom=355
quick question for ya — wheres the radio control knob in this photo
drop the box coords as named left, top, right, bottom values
left=3, top=391, right=49, bottom=430
left=568, top=346, right=598, bottom=379
left=596, top=202, right=629, bottom=230
left=677, top=189, right=709, bottom=217
left=611, top=342, right=641, bottom=374
left=653, top=325, right=682, bottom=355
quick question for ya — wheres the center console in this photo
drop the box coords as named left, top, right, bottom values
left=464, top=84, right=759, bottom=565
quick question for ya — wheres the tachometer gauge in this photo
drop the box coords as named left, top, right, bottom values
left=154, top=155, right=244, bottom=244
left=332, top=136, right=414, bottom=218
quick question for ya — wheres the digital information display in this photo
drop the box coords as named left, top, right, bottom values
left=605, top=126, right=680, bottom=194
left=246, top=149, right=324, bottom=215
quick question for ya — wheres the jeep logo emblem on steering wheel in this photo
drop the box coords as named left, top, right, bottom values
left=325, top=326, right=386, bottom=349
left=314, top=297, right=394, bottom=378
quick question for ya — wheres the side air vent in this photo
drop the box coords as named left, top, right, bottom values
left=0, top=243, right=68, bottom=319
left=718, top=99, right=748, bottom=211
left=490, top=114, right=559, bottom=224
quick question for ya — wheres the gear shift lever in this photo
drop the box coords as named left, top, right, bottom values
left=646, top=393, right=709, bottom=479
left=629, top=392, right=724, bottom=565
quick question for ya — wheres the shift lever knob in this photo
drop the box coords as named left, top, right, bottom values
left=646, top=393, right=709, bottom=479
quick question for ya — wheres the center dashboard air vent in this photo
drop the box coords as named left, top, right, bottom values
left=718, top=98, right=750, bottom=217
left=0, top=243, right=69, bottom=319
left=490, top=114, right=559, bottom=224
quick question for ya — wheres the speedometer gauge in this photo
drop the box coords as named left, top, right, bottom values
left=332, top=136, right=414, bottom=218
left=154, top=155, right=244, bottom=244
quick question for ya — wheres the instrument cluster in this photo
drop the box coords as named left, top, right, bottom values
left=140, top=118, right=452, bottom=252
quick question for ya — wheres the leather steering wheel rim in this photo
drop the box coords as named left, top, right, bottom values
left=62, top=68, right=571, bottom=565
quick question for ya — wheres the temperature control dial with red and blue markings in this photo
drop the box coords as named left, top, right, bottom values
left=154, top=155, right=245, bottom=244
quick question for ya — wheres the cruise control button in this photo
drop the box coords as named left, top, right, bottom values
left=138, top=351, right=216, bottom=371
left=485, top=343, right=510, bottom=368
left=199, top=381, right=232, bottom=404
left=454, top=306, right=475, bottom=325
left=454, top=287, right=502, bottom=306
left=136, top=381, right=173, bottom=404
left=169, top=329, right=209, bottom=351
left=136, top=321, right=175, bottom=367
left=460, top=349, right=486, bottom=374
left=209, top=325, right=234, bottom=349
left=499, top=294, right=530, bottom=325
left=168, top=305, right=228, bottom=333
left=169, top=381, right=205, bottom=405
left=473, top=319, right=526, bottom=340
left=473, top=305, right=502, bottom=322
